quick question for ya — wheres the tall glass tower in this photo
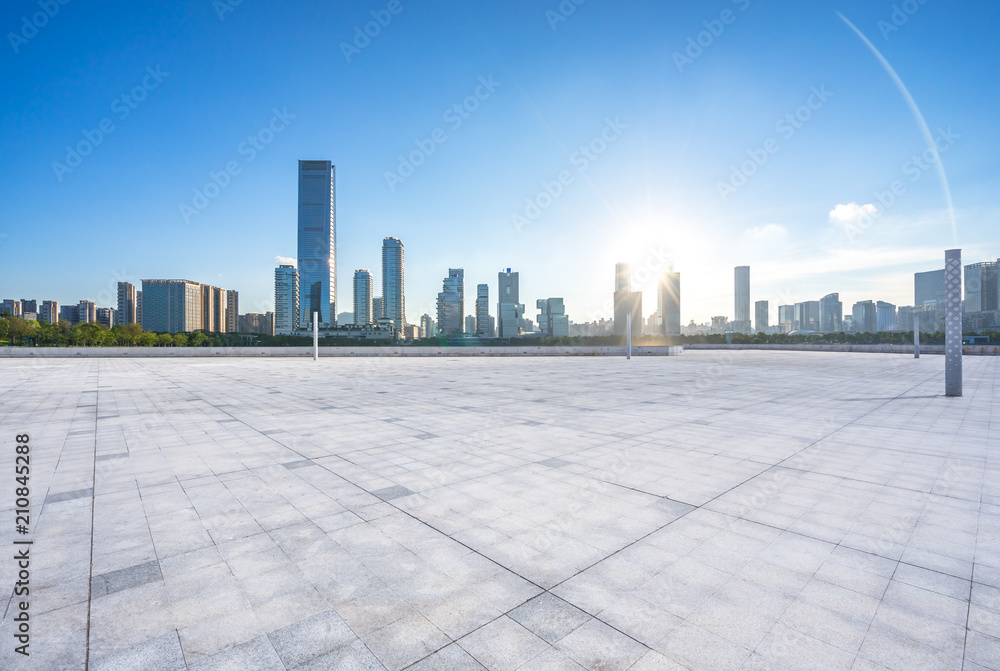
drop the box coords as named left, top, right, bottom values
left=734, top=265, right=750, bottom=331
left=353, top=269, right=374, bottom=326
left=382, top=237, right=405, bottom=327
left=297, top=160, right=336, bottom=328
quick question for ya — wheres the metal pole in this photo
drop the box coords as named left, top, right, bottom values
left=313, top=311, right=319, bottom=361
left=944, top=249, right=962, bottom=396
left=626, top=311, right=632, bottom=359
left=913, top=313, right=920, bottom=359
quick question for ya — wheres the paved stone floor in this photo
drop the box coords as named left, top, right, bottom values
left=0, top=351, right=997, bottom=671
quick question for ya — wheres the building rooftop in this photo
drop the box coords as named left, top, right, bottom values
left=1, top=351, right=997, bottom=670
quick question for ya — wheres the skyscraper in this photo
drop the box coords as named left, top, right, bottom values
left=472, top=284, right=488, bottom=337
left=39, top=300, right=58, bottom=324
left=497, top=269, right=524, bottom=338
left=465, top=315, right=476, bottom=335
left=436, top=269, right=464, bottom=335
left=353, top=269, right=374, bottom=326
left=381, top=237, right=405, bottom=328
left=876, top=301, right=897, bottom=332
left=658, top=271, right=681, bottom=335
left=297, top=160, right=336, bottom=329
left=201, top=285, right=227, bottom=333
left=755, top=300, right=769, bottom=333
left=819, top=293, right=843, bottom=333
left=915, top=269, right=945, bottom=307
left=78, top=300, right=96, bottom=324
left=226, top=290, right=239, bottom=333
left=536, top=298, right=569, bottom=337
left=613, top=262, right=641, bottom=337
left=420, top=314, right=435, bottom=338
left=793, top=301, right=819, bottom=331
left=852, top=300, right=876, bottom=333
left=274, top=265, right=299, bottom=335
left=136, top=291, right=142, bottom=326
left=116, top=282, right=137, bottom=325
left=734, top=266, right=750, bottom=333
left=964, top=261, right=998, bottom=313
left=20, top=299, right=37, bottom=314
left=778, top=305, right=794, bottom=333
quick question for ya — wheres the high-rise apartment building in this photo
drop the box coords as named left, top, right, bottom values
left=964, top=261, right=998, bottom=313
left=613, top=262, right=642, bottom=337
left=658, top=271, right=681, bottom=335
left=372, top=297, right=383, bottom=323
left=21, top=299, right=37, bottom=314
left=201, top=285, right=227, bottom=333
left=819, top=293, right=843, bottom=333
left=734, top=266, right=750, bottom=333
left=755, top=300, right=769, bottom=333
left=117, top=282, right=137, bottom=325
left=465, top=315, right=476, bottom=335
left=436, top=268, right=464, bottom=336
left=96, top=307, right=115, bottom=328
left=475, top=284, right=490, bottom=336
left=275, top=265, right=299, bottom=335
left=1, top=299, right=22, bottom=317
left=537, top=298, right=569, bottom=338
left=381, top=237, right=405, bottom=328
left=497, top=269, right=524, bottom=338
left=353, top=269, right=374, bottom=326
left=136, top=291, right=142, bottom=326
left=39, top=300, right=59, bottom=324
left=297, top=160, right=336, bottom=328
left=420, top=314, right=435, bottom=339
left=78, top=300, right=96, bottom=324
left=226, top=290, right=239, bottom=333
left=778, top=305, right=794, bottom=333
left=140, top=280, right=202, bottom=333
left=238, top=313, right=275, bottom=336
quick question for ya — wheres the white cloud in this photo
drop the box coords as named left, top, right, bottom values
left=829, top=202, right=878, bottom=224
left=744, top=223, right=787, bottom=241
left=275, top=256, right=296, bottom=267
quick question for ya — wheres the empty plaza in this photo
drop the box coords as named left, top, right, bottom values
left=0, top=350, right=998, bottom=670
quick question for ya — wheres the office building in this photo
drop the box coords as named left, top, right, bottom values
left=59, top=305, right=77, bottom=323
left=964, top=261, right=998, bottom=313
left=1, top=299, right=22, bottom=317
left=297, top=160, right=336, bottom=328
left=475, top=284, right=491, bottom=337
left=613, top=262, right=642, bottom=337
left=537, top=298, right=569, bottom=338
left=793, top=301, right=820, bottom=332
left=78, top=300, right=96, bottom=324
left=658, top=271, right=681, bottom=335
left=20, top=299, right=37, bottom=314
left=420, top=314, right=435, bottom=338
left=353, top=269, right=374, bottom=326
left=337, top=311, right=354, bottom=326
left=275, top=265, right=299, bottom=335
left=226, top=290, right=239, bottom=333
left=372, top=297, right=383, bottom=322
left=852, top=300, right=876, bottom=333
left=201, top=285, right=228, bottom=333
left=876, top=301, right=897, bottom=332
left=915, top=269, right=945, bottom=307
left=436, top=268, right=464, bottom=335
left=238, top=313, right=275, bottom=336
left=117, top=282, right=137, bottom=325
left=136, top=291, right=142, bottom=326
left=39, top=300, right=58, bottom=324
left=497, top=269, right=524, bottom=338
left=819, top=293, right=843, bottom=333
left=734, top=265, right=751, bottom=333
left=381, top=237, right=405, bottom=328
left=755, top=300, right=768, bottom=333
left=778, top=304, right=794, bottom=333
left=141, top=280, right=201, bottom=333
left=465, top=314, right=476, bottom=335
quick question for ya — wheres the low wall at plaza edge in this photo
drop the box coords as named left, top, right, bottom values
left=684, top=343, right=1000, bottom=355
left=0, top=345, right=684, bottom=358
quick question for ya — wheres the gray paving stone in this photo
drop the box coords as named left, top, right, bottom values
left=187, top=635, right=284, bottom=671
left=372, top=485, right=416, bottom=501
left=92, top=560, right=162, bottom=598
left=283, top=460, right=315, bottom=470
left=45, top=487, right=93, bottom=504
left=508, top=592, right=591, bottom=644
left=90, top=631, right=185, bottom=671
left=268, top=610, right=357, bottom=668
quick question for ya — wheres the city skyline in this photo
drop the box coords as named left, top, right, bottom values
left=3, top=2, right=998, bottom=324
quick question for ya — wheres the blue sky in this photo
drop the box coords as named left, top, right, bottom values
left=2, top=0, right=997, bottom=325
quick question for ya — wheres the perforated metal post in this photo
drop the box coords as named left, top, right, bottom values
left=913, top=313, right=920, bottom=359
left=626, top=312, right=632, bottom=360
left=944, top=249, right=962, bottom=396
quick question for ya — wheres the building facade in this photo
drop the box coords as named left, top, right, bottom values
left=852, top=300, right=876, bottom=333
left=658, top=271, right=681, bottom=335
left=819, top=293, right=843, bottom=333
left=475, top=283, right=491, bottom=336
left=734, top=265, right=751, bottom=333
left=275, top=265, right=299, bottom=335
left=39, top=300, right=59, bottom=324
left=497, top=269, right=524, bottom=338
left=964, top=261, right=998, bottom=313
left=140, top=280, right=202, bottom=333
left=297, top=160, right=336, bottom=328
left=755, top=300, right=769, bottom=333
left=226, top=290, right=239, bottom=333
left=537, top=298, right=569, bottom=338
left=876, top=301, right=897, bottom=332
left=381, top=237, right=405, bottom=328
left=117, top=282, right=137, bottom=325
left=436, top=268, right=464, bottom=336
left=353, top=269, right=374, bottom=326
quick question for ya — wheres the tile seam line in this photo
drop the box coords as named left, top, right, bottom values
left=84, top=360, right=99, bottom=671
